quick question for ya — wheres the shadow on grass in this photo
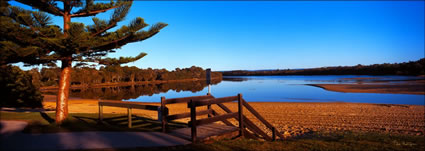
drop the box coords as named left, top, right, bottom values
left=74, top=114, right=187, bottom=131
left=23, top=113, right=187, bottom=133
left=75, top=131, right=425, bottom=151
left=39, top=112, right=55, bottom=124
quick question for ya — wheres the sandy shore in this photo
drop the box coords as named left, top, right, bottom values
left=308, top=79, right=425, bottom=95
left=43, top=99, right=425, bottom=137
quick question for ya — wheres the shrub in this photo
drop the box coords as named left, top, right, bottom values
left=0, top=65, right=43, bottom=108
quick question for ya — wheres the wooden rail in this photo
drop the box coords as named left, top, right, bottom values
left=216, top=103, right=272, bottom=141
left=187, top=95, right=240, bottom=142
left=164, top=95, right=214, bottom=105
left=98, top=101, right=160, bottom=128
left=188, top=96, right=238, bottom=107
left=160, top=93, right=284, bottom=142
left=160, top=94, right=214, bottom=132
left=241, top=98, right=285, bottom=140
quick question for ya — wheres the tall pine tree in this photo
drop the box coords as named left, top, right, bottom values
left=0, top=0, right=167, bottom=124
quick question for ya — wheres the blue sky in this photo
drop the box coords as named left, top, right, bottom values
left=11, top=1, right=425, bottom=71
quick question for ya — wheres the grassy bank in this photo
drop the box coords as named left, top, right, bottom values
left=79, top=131, right=424, bottom=151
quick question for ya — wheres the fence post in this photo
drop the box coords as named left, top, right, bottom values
left=207, top=93, right=212, bottom=118
left=161, top=96, right=167, bottom=133
left=98, top=104, right=103, bottom=122
left=128, top=107, right=132, bottom=128
left=238, top=93, right=244, bottom=137
left=272, top=127, right=276, bottom=141
left=190, top=99, right=197, bottom=143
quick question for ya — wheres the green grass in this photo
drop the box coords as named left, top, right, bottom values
left=109, top=131, right=424, bottom=151
left=0, top=111, right=186, bottom=133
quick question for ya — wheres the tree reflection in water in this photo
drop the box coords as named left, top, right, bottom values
left=68, top=79, right=221, bottom=100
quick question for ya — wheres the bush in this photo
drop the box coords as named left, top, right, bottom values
left=0, top=65, right=43, bottom=108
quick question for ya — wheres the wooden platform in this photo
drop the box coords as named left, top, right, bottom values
left=161, top=94, right=284, bottom=142
left=169, top=123, right=239, bottom=141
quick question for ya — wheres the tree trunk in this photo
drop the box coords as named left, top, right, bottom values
left=56, top=2, right=71, bottom=124
left=56, top=58, right=72, bottom=124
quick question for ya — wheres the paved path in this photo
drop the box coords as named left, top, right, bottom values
left=0, top=120, right=191, bottom=151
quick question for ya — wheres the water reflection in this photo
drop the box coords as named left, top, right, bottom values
left=44, top=75, right=424, bottom=105
left=67, top=79, right=221, bottom=100
left=215, top=76, right=424, bottom=105
left=222, top=77, right=249, bottom=82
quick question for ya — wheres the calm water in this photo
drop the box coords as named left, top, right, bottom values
left=68, top=75, right=424, bottom=105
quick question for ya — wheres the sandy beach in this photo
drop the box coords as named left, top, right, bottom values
left=43, top=97, right=425, bottom=137
left=308, top=79, right=425, bottom=95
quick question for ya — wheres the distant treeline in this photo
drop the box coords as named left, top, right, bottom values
left=44, top=79, right=221, bottom=100
left=28, top=66, right=222, bottom=87
left=222, top=58, right=425, bottom=76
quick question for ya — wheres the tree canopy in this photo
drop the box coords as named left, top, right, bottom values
left=1, top=0, right=167, bottom=124
left=1, top=0, right=167, bottom=66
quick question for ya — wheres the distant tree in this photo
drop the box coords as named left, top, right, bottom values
left=1, top=0, right=167, bottom=124
left=28, top=68, right=42, bottom=88
left=40, top=67, right=60, bottom=86
left=222, top=58, right=425, bottom=76
left=0, top=65, right=43, bottom=108
left=122, top=66, right=139, bottom=82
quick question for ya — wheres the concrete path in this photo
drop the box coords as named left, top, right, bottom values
left=0, top=120, right=191, bottom=151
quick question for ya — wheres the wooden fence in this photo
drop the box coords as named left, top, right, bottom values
left=161, top=93, right=284, bottom=142
left=160, top=94, right=215, bottom=133
left=98, top=101, right=160, bottom=128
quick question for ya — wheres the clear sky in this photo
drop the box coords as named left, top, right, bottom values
left=11, top=1, right=425, bottom=71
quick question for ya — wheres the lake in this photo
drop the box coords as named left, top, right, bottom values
left=66, top=75, right=424, bottom=105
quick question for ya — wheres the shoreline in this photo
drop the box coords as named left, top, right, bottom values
left=41, top=94, right=424, bottom=106
left=40, top=77, right=222, bottom=90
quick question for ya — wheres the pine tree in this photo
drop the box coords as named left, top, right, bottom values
left=0, top=0, right=167, bottom=124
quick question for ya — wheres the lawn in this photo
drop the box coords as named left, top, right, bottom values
left=114, top=132, right=425, bottom=151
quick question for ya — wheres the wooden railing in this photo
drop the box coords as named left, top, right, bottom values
left=241, top=98, right=285, bottom=140
left=187, top=94, right=242, bottom=142
left=160, top=93, right=284, bottom=142
left=98, top=101, right=160, bottom=128
left=211, top=94, right=284, bottom=141
left=160, top=94, right=215, bottom=133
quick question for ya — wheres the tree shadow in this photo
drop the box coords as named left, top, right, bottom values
left=72, top=114, right=187, bottom=132
left=39, top=112, right=55, bottom=124
left=22, top=113, right=188, bottom=134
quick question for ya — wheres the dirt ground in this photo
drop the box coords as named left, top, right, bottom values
left=43, top=98, right=425, bottom=137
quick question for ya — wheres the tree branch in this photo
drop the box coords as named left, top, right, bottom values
left=90, top=22, right=116, bottom=37
left=28, top=25, right=48, bottom=37
left=48, top=2, right=64, bottom=15
left=17, top=13, right=48, bottom=38
left=15, top=0, right=64, bottom=16
left=91, top=34, right=132, bottom=52
left=70, top=6, right=119, bottom=18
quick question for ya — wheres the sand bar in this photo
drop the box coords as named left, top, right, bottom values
left=308, top=79, right=425, bottom=95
